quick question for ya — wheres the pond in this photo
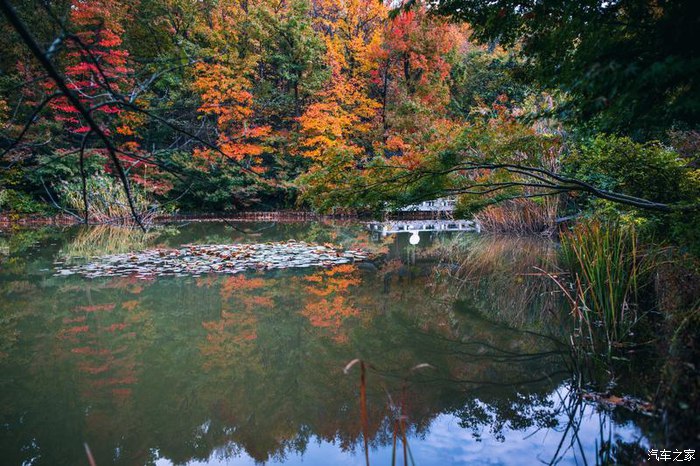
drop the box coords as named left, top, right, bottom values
left=0, top=222, right=656, bottom=465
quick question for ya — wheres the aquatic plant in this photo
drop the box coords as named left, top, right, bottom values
left=473, top=197, right=560, bottom=236
left=559, top=221, right=655, bottom=355
left=54, top=241, right=369, bottom=278
left=58, top=175, right=161, bottom=226
left=344, top=358, right=421, bottom=466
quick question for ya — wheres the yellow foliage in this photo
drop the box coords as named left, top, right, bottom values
left=297, top=0, right=385, bottom=163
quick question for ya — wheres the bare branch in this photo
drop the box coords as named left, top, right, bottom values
left=79, top=130, right=91, bottom=224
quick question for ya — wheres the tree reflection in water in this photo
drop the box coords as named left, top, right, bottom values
left=0, top=223, right=653, bottom=466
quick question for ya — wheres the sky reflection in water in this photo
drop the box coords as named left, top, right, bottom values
left=157, top=404, right=648, bottom=466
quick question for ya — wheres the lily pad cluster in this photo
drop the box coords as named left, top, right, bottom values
left=54, top=240, right=369, bottom=279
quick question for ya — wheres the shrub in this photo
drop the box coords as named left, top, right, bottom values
left=0, top=188, right=50, bottom=214
left=565, top=134, right=700, bottom=252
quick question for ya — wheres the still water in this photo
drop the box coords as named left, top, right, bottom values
left=0, top=222, right=652, bottom=465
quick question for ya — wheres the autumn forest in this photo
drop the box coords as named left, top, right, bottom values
left=1, top=0, right=700, bottom=465
left=1, top=0, right=487, bottom=215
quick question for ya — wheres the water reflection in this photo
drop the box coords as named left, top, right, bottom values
left=0, top=223, right=653, bottom=465
left=59, top=225, right=170, bottom=260
left=431, top=234, right=568, bottom=334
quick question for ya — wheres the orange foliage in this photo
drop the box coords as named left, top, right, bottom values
left=56, top=287, right=149, bottom=407
left=325, top=264, right=357, bottom=275
left=242, top=295, right=274, bottom=310
left=111, top=387, right=133, bottom=399
left=370, top=7, right=468, bottom=165
left=71, top=347, right=111, bottom=356
left=63, top=315, right=87, bottom=324
left=200, top=309, right=259, bottom=369
left=193, top=62, right=271, bottom=165
left=195, top=276, right=219, bottom=288
left=199, top=273, right=276, bottom=370
left=191, top=1, right=271, bottom=168
left=78, top=362, right=111, bottom=375
left=220, top=275, right=266, bottom=301
left=297, top=0, right=385, bottom=162
left=74, top=303, right=116, bottom=313
left=105, top=322, right=129, bottom=332
left=301, top=296, right=360, bottom=328
left=93, top=375, right=138, bottom=387
left=66, top=325, right=90, bottom=334
left=300, top=265, right=361, bottom=342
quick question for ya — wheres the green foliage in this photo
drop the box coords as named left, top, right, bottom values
left=435, top=0, right=700, bottom=136
left=449, top=49, right=529, bottom=116
left=2, top=0, right=699, bottom=240
left=564, top=134, right=700, bottom=250
left=669, top=210, right=700, bottom=257
left=566, top=135, right=693, bottom=205
left=29, top=151, right=106, bottom=187
left=297, top=148, right=379, bottom=213
left=256, top=0, right=328, bottom=120
left=296, top=145, right=447, bottom=214
left=164, top=152, right=283, bottom=212
left=0, top=188, right=48, bottom=214
left=0, top=161, right=51, bottom=214
left=454, top=105, right=562, bottom=167
left=454, top=190, right=514, bottom=218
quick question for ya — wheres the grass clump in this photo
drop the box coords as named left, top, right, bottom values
left=58, top=175, right=162, bottom=226
left=560, top=221, right=655, bottom=355
left=471, top=198, right=559, bottom=236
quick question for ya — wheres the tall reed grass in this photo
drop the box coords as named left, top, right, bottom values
left=0, top=237, right=8, bottom=257
left=59, top=175, right=160, bottom=226
left=473, top=197, right=559, bottom=235
left=559, top=221, right=655, bottom=355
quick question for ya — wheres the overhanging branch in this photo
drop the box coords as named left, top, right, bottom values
left=0, top=0, right=145, bottom=229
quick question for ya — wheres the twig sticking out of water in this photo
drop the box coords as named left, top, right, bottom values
left=84, top=442, right=96, bottom=466
left=344, top=359, right=371, bottom=466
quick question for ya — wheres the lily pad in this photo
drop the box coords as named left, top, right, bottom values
left=54, top=241, right=369, bottom=280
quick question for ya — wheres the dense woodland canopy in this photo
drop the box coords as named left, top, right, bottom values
left=0, top=0, right=699, bottom=244
left=433, top=0, right=700, bottom=135
left=0, top=0, right=473, bottom=211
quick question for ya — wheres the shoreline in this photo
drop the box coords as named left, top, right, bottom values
left=0, top=210, right=457, bottom=229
